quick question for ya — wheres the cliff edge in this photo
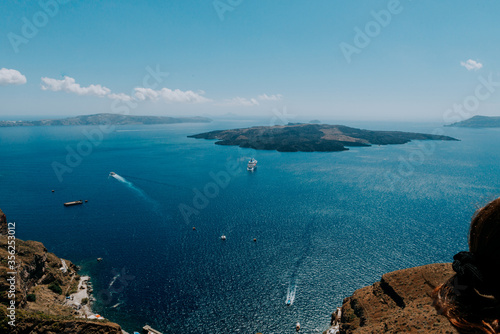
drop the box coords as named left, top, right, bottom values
left=0, top=208, right=122, bottom=333
left=0, top=208, right=7, bottom=235
left=332, top=263, right=458, bottom=333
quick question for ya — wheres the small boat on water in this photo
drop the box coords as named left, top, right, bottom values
left=109, top=172, right=116, bottom=176
left=286, top=299, right=292, bottom=306
left=247, top=158, right=257, bottom=171
left=296, top=322, right=301, bottom=331
left=64, top=200, right=83, bottom=206
left=221, top=235, right=227, bottom=240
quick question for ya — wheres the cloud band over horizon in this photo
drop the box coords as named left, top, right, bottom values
left=38, top=75, right=281, bottom=107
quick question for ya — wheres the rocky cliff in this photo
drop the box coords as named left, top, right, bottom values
left=0, top=209, right=122, bottom=333
left=0, top=208, right=6, bottom=235
left=331, top=263, right=458, bottom=333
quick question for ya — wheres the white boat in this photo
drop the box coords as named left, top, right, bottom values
left=247, top=158, right=258, bottom=171
left=109, top=172, right=116, bottom=176
left=221, top=235, right=227, bottom=240
left=296, top=322, right=301, bottom=331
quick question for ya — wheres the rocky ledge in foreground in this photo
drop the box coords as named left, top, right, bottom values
left=189, top=123, right=458, bottom=152
left=329, top=263, right=458, bottom=333
left=0, top=113, right=212, bottom=127
left=0, top=208, right=122, bottom=334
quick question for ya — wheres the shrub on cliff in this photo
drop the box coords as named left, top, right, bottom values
left=48, top=282, right=62, bottom=295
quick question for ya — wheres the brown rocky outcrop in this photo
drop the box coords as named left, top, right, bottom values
left=0, top=208, right=6, bottom=235
left=337, top=263, right=458, bottom=333
left=0, top=208, right=122, bottom=333
left=9, top=318, right=123, bottom=334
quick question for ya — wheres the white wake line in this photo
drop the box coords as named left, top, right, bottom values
left=111, top=173, right=149, bottom=199
left=286, top=284, right=297, bottom=305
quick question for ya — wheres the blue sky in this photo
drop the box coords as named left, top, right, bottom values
left=1, top=0, right=500, bottom=121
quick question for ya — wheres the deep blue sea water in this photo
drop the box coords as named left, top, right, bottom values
left=1, top=119, right=500, bottom=333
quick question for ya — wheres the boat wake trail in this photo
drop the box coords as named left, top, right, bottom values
left=121, top=174, right=189, bottom=190
left=285, top=217, right=316, bottom=306
left=286, top=283, right=297, bottom=306
left=109, top=172, right=170, bottom=223
left=108, top=271, right=120, bottom=289
left=110, top=173, right=150, bottom=200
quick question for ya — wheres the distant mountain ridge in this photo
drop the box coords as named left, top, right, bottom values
left=0, top=113, right=212, bottom=127
left=189, top=123, right=459, bottom=152
left=446, top=115, right=500, bottom=128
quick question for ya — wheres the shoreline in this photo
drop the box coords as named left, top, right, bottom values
left=65, top=275, right=130, bottom=334
left=64, top=275, right=99, bottom=319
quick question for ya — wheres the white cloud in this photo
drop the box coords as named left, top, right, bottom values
left=0, top=68, right=27, bottom=85
left=133, top=87, right=160, bottom=101
left=258, top=93, right=283, bottom=101
left=108, top=93, right=133, bottom=101
left=39, top=75, right=211, bottom=104
left=218, top=97, right=260, bottom=107
left=133, top=87, right=210, bottom=103
left=41, top=76, right=111, bottom=97
left=460, top=59, right=483, bottom=71
left=216, top=93, right=283, bottom=107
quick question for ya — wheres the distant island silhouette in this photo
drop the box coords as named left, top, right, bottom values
left=446, top=115, right=500, bottom=128
left=0, top=113, right=212, bottom=127
left=189, top=123, right=458, bottom=152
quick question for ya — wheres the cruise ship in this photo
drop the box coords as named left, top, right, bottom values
left=247, top=158, right=257, bottom=171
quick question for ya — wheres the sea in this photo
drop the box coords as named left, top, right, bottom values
left=1, top=118, right=499, bottom=333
